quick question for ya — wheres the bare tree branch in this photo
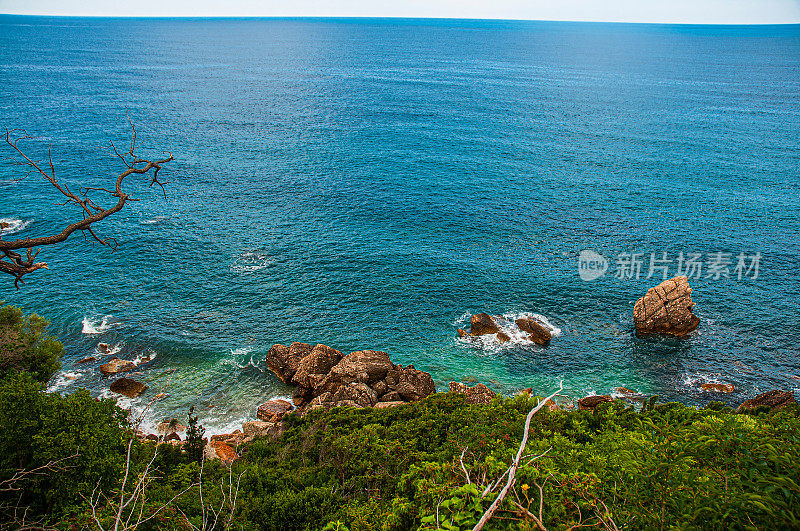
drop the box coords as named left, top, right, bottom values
left=0, top=123, right=172, bottom=287
left=473, top=381, right=563, bottom=531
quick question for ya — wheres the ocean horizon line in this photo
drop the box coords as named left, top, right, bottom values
left=1, top=13, right=799, bottom=27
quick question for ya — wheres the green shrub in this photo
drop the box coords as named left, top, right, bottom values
left=0, top=303, right=63, bottom=384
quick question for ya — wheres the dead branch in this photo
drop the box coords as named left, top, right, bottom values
left=1, top=123, right=172, bottom=288
left=473, top=381, right=563, bottom=531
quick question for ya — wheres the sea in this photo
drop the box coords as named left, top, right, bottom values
left=1, top=16, right=798, bottom=433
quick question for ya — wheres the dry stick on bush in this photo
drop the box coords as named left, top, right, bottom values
left=1, top=121, right=172, bottom=287
left=472, top=381, right=563, bottom=531
left=87, top=378, right=199, bottom=531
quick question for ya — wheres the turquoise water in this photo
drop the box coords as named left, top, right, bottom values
left=1, top=16, right=799, bottom=432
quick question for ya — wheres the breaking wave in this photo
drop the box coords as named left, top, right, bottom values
left=0, top=216, right=32, bottom=236
left=81, top=315, right=120, bottom=334
left=455, top=311, right=562, bottom=350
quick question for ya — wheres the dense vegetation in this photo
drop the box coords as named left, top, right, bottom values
left=1, top=303, right=798, bottom=530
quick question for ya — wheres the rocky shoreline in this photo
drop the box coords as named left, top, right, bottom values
left=112, top=276, right=793, bottom=462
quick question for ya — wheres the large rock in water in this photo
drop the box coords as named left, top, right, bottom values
left=265, top=342, right=311, bottom=383
left=99, top=358, right=136, bottom=376
left=633, top=276, right=700, bottom=337
left=109, top=378, right=146, bottom=398
left=737, top=390, right=796, bottom=413
left=470, top=313, right=499, bottom=336
left=515, top=317, right=552, bottom=346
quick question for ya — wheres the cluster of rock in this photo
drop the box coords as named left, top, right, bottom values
left=265, top=342, right=437, bottom=413
left=457, top=313, right=552, bottom=346
left=633, top=276, right=700, bottom=337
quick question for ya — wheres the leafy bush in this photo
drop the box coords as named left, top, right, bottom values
left=0, top=303, right=62, bottom=383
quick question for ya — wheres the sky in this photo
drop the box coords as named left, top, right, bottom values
left=1, top=0, right=799, bottom=24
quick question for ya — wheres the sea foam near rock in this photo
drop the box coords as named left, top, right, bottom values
left=81, top=315, right=119, bottom=334
left=0, top=216, right=32, bottom=235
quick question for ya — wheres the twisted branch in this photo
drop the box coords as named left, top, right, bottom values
left=0, top=121, right=172, bottom=287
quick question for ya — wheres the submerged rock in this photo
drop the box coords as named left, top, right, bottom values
left=737, top=390, right=796, bottom=413
left=470, top=313, right=499, bottom=336
left=77, top=356, right=97, bottom=363
left=99, top=357, right=135, bottom=376
left=515, top=317, right=552, bottom=346
left=633, top=276, right=700, bottom=337
left=496, top=331, right=511, bottom=343
left=457, top=328, right=468, bottom=338
left=109, top=378, right=146, bottom=398
left=449, top=382, right=496, bottom=404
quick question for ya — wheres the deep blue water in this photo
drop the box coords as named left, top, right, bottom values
left=1, top=16, right=799, bottom=432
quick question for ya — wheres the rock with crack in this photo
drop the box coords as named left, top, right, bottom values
left=633, top=276, right=700, bottom=337
left=470, top=313, right=500, bottom=336
left=515, top=317, right=552, bottom=346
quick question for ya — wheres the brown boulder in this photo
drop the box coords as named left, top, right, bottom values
left=701, top=383, right=734, bottom=393
left=578, top=395, right=613, bottom=411
left=395, top=365, right=435, bottom=401
left=208, top=441, right=238, bottom=463
left=97, top=343, right=111, bottom=354
left=737, top=390, right=796, bottom=413
left=293, top=386, right=312, bottom=406
left=291, top=344, right=344, bottom=388
left=257, top=399, right=294, bottom=422
left=265, top=342, right=311, bottom=383
left=109, top=378, right=147, bottom=398
left=633, top=276, right=700, bottom=337
left=515, top=317, right=552, bottom=346
left=470, top=313, right=499, bottom=336
left=496, top=332, right=511, bottom=343
left=449, top=382, right=497, bottom=405
left=99, top=357, right=135, bottom=376
left=457, top=329, right=468, bottom=338
left=380, top=390, right=402, bottom=402
left=330, top=350, right=394, bottom=384
left=330, top=382, right=378, bottom=407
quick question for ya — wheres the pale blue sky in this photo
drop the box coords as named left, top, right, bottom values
left=1, top=0, right=799, bottom=24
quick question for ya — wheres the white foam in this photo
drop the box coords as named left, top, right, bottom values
left=96, top=343, right=122, bottom=357
left=455, top=311, right=562, bottom=350
left=0, top=217, right=32, bottom=236
left=81, top=315, right=119, bottom=334
left=230, top=250, right=274, bottom=273
left=132, top=349, right=156, bottom=366
left=220, top=347, right=263, bottom=371
left=46, top=371, right=82, bottom=393
left=141, top=216, right=167, bottom=225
